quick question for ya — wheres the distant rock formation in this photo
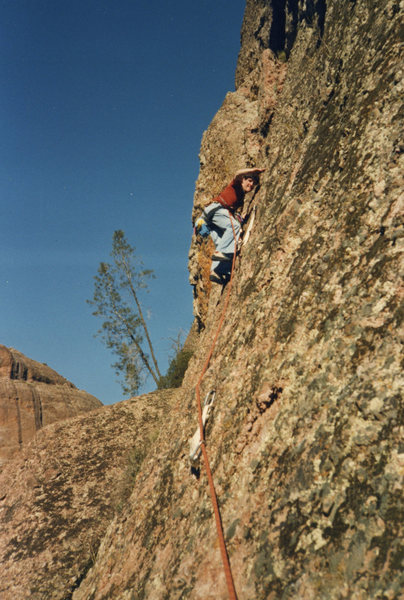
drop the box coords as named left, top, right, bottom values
left=0, top=345, right=101, bottom=466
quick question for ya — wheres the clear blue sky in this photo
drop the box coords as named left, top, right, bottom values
left=1, top=0, right=246, bottom=404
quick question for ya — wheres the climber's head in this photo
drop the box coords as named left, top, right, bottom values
left=241, top=174, right=259, bottom=193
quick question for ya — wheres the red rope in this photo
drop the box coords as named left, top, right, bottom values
left=195, top=212, right=238, bottom=600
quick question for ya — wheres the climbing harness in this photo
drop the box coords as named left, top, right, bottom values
left=193, top=211, right=239, bottom=600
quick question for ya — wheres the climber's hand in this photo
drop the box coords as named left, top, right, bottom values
left=235, top=167, right=266, bottom=178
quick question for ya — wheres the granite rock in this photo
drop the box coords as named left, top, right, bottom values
left=0, top=390, right=177, bottom=600
left=75, top=1, right=403, bottom=598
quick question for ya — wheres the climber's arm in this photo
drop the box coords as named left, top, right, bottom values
left=234, top=167, right=266, bottom=181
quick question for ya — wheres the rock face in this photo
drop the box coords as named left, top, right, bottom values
left=0, top=345, right=101, bottom=465
left=0, top=390, right=177, bottom=600
left=0, top=1, right=403, bottom=599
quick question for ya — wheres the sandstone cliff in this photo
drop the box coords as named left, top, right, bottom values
left=0, top=345, right=101, bottom=465
left=0, top=1, right=402, bottom=599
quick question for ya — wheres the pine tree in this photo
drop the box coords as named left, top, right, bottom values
left=88, top=230, right=161, bottom=395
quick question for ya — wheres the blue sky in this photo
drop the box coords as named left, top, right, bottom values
left=1, top=0, right=246, bottom=404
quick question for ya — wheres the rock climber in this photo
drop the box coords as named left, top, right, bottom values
left=201, top=168, right=265, bottom=283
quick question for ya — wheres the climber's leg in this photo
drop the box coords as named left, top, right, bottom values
left=209, top=207, right=240, bottom=255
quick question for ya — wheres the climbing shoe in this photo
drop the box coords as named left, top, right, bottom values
left=209, top=273, right=223, bottom=284
left=211, top=251, right=233, bottom=262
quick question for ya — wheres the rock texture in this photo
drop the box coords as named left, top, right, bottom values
left=0, top=345, right=101, bottom=466
left=1, top=1, right=403, bottom=599
left=0, top=390, right=177, bottom=600
left=75, top=1, right=402, bottom=598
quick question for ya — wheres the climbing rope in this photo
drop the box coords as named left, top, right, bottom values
left=195, top=211, right=239, bottom=600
